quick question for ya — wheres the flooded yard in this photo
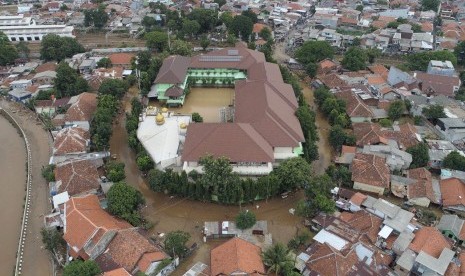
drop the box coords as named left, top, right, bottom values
left=150, top=87, right=235, bottom=123
left=0, top=115, right=27, bottom=276
left=110, top=81, right=332, bottom=273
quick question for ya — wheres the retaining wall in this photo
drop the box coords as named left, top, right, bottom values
left=0, top=108, right=32, bottom=276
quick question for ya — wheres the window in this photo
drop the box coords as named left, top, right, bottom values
left=34, top=37, right=40, bottom=41
left=19, top=37, right=24, bottom=41
left=11, top=37, right=16, bottom=41
left=27, top=37, right=32, bottom=41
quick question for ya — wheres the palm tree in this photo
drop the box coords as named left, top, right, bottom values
left=262, top=243, right=294, bottom=275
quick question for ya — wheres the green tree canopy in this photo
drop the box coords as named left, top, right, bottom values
left=388, top=100, right=406, bottom=121
left=41, top=227, right=66, bottom=265
left=326, top=165, right=352, bottom=188
left=63, top=260, right=101, bottom=276
left=97, top=57, right=112, bottom=68
left=40, top=34, right=84, bottom=62
left=187, top=9, right=218, bottom=33
left=443, top=151, right=465, bottom=171
left=136, top=152, right=155, bottom=172
left=454, top=41, right=465, bottom=66
left=272, top=157, right=311, bottom=191
left=422, top=104, right=446, bottom=122
left=235, top=210, right=256, bottom=229
left=145, top=31, right=169, bottom=52
left=295, top=41, right=334, bottom=66
left=181, top=19, right=201, bottom=38
left=164, top=230, right=191, bottom=257
left=262, top=243, right=294, bottom=275
left=84, top=6, right=109, bottom=28
left=300, top=174, right=336, bottom=217
left=200, top=34, right=210, bottom=50
left=241, top=9, right=258, bottom=24
left=329, top=125, right=354, bottom=152
left=421, top=0, right=440, bottom=11
left=229, top=15, right=254, bottom=41
left=15, top=41, right=30, bottom=59
left=98, top=78, right=128, bottom=99
left=220, top=11, right=234, bottom=28
left=106, top=161, right=125, bottom=182
left=0, top=31, right=19, bottom=65
left=191, top=112, right=203, bottom=122
left=107, top=181, right=145, bottom=224
left=259, top=27, right=272, bottom=41
left=406, top=142, right=429, bottom=169
left=170, top=40, right=192, bottom=56
left=342, top=47, right=367, bottom=71
left=55, top=62, right=89, bottom=98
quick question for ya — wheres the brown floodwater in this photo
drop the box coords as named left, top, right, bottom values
left=0, top=115, right=27, bottom=276
left=110, top=82, right=332, bottom=273
left=149, top=87, right=235, bottom=123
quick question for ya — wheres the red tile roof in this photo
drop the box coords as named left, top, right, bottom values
left=103, top=268, right=131, bottom=276
left=65, top=92, right=97, bottom=122
left=108, top=53, right=134, bottom=66
left=63, top=195, right=131, bottom=258
left=441, top=178, right=465, bottom=208
left=53, top=126, right=89, bottom=155
left=415, top=72, right=460, bottom=97
left=252, top=23, right=269, bottom=34
left=351, top=153, right=390, bottom=188
left=353, top=122, right=418, bottom=149
left=409, top=227, right=452, bottom=258
left=211, top=237, right=265, bottom=276
left=54, top=160, right=100, bottom=196
left=336, top=91, right=374, bottom=118
left=406, top=168, right=436, bottom=203
left=35, top=62, right=57, bottom=73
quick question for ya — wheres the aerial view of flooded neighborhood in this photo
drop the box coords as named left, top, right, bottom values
left=2, top=0, right=465, bottom=275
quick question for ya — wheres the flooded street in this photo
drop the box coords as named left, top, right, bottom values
left=110, top=81, right=332, bottom=273
left=150, top=87, right=235, bottom=122
left=0, top=115, right=27, bottom=276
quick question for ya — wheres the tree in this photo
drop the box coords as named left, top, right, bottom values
left=443, top=151, right=465, bottom=171
left=229, top=15, right=254, bottom=41
left=235, top=210, right=256, bottom=229
left=181, top=19, right=201, bottom=38
left=272, top=157, right=311, bottom=191
left=164, top=231, right=191, bottom=257
left=187, top=9, right=218, bottom=33
left=329, top=125, right=350, bottom=151
left=455, top=41, right=465, bottom=66
left=107, top=181, right=145, bottom=225
left=170, top=40, right=192, bottom=56
left=259, top=27, right=272, bottom=41
left=342, top=47, right=367, bottom=71
left=0, top=31, right=18, bottom=65
left=55, top=62, right=89, bottom=98
left=191, top=112, right=203, bottom=122
left=41, top=164, right=56, bottom=182
left=145, top=31, right=169, bottom=52
left=356, top=4, right=364, bottom=12
left=199, top=155, right=240, bottom=199
left=421, top=0, right=440, bottom=11
left=226, top=33, right=237, bottom=46
left=295, top=41, right=334, bottom=66
left=422, top=104, right=445, bottom=123
left=305, top=62, right=318, bottom=78
left=40, top=34, right=84, bottom=62
left=220, top=12, right=234, bottom=28
left=214, top=0, right=226, bottom=7
left=106, top=161, right=125, bottom=182
left=406, top=142, right=429, bottom=169
left=241, top=10, right=258, bottom=24
left=262, top=243, right=294, bottom=275
left=41, top=227, right=66, bottom=266
left=142, top=16, right=158, bottom=32
left=388, top=100, right=406, bottom=121
left=379, top=118, right=392, bottom=127
left=15, top=41, right=30, bottom=59
left=136, top=153, right=154, bottom=172
left=63, top=260, right=101, bottom=276
left=326, top=165, right=352, bottom=188
left=301, top=174, right=336, bottom=217
left=407, top=51, right=457, bottom=71
left=366, top=48, right=381, bottom=64
left=200, top=34, right=210, bottom=50
left=97, top=57, right=112, bottom=68
left=98, top=78, right=128, bottom=99
left=84, top=6, right=109, bottom=28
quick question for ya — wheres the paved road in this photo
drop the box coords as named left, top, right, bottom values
left=1, top=101, right=53, bottom=276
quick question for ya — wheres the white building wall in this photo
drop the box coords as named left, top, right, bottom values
left=273, top=147, right=296, bottom=159
left=0, top=25, right=74, bottom=42
left=353, top=181, right=385, bottom=195
left=183, top=162, right=273, bottom=176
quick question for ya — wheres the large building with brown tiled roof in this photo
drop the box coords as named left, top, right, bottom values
left=150, top=44, right=304, bottom=175
left=210, top=237, right=265, bottom=276
left=353, top=122, right=419, bottom=150
left=351, top=153, right=390, bottom=195
left=64, top=92, right=98, bottom=130
left=53, top=126, right=89, bottom=155
left=54, top=160, right=100, bottom=196
left=441, top=178, right=465, bottom=213
left=335, top=90, right=374, bottom=122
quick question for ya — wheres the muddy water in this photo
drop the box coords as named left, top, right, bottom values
left=0, top=115, right=27, bottom=276
left=110, top=82, right=331, bottom=273
left=150, top=87, right=235, bottom=123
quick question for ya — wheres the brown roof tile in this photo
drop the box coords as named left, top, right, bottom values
left=53, top=126, right=89, bottom=155
left=350, top=192, right=367, bottom=206
left=406, top=168, right=436, bottom=203
left=211, top=237, right=265, bottom=276
left=415, top=72, right=461, bottom=97
left=336, top=91, right=374, bottom=118
left=441, top=178, right=465, bottom=208
left=351, top=153, right=390, bottom=188
left=35, top=62, right=57, bottom=73
left=65, top=92, right=97, bottom=122
left=108, top=53, right=134, bottom=66
left=154, top=55, right=191, bottom=84
left=409, top=227, right=452, bottom=258
left=54, top=160, right=100, bottom=196
left=103, top=268, right=131, bottom=276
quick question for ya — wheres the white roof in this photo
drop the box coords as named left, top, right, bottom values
left=378, top=225, right=393, bottom=239
left=313, top=229, right=348, bottom=251
left=137, top=112, right=191, bottom=167
left=52, top=191, right=69, bottom=209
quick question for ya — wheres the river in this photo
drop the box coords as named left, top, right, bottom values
left=110, top=81, right=332, bottom=274
left=0, top=115, right=27, bottom=276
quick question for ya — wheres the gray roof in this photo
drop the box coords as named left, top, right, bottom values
left=383, top=209, right=414, bottom=232
left=373, top=199, right=401, bottom=218
left=387, top=66, right=415, bottom=87
left=396, top=249, right=416, bottom=271
left=415, top=248, right=455, bottom=275
left=437, top=214, right=464, bottom=239
left=438, top=118, right=465, bottom=128
left=391, top=175, right=417, bottom=185
left=392, top=231, right=415, bottom=254
left=361, top=195, right=377, bottom=209
left=378, top=8, right=409, bottom=18
left=8, top=89, right=31, bottom=98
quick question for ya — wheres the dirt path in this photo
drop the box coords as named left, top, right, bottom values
left=0, top=100, right=53, bottom=276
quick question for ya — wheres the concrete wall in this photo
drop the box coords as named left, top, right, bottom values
left=273, top=147, right=296, bottom=159
left=409, top=197, right=430, bottom=207
left=353, top=181, right=385, bottom=195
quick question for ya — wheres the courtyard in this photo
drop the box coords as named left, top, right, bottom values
left=150, top=87, right=235, bottom=123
